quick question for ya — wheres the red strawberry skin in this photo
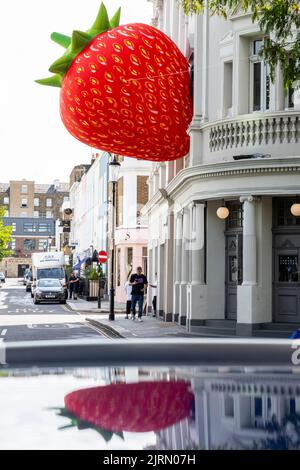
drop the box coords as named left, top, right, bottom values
left=64, top=381, right=193, bottom=433
left=60, top=23, right=193, bottom=161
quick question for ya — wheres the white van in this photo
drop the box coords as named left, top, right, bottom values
left=31, top=252, right=67, bottom=298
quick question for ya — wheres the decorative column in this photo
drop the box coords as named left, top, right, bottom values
left=179, top=207, right=190, bottom=325
left=189, top=6, right=204, bottom=167
left=174, top=211, right=183, bottom=322
left=171, top=0, right=179, bottom=44
left=164, top=209, right=174, bottom=322
left=237, top=196, right=260, bottom=336
left=241, top=196, right=257, bottom=285
left=186, top=203, right=208, bottom=332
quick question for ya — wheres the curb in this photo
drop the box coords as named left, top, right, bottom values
left=86, top=318, right=125, bottom=339
left=64, top=303, right=125, bottom=315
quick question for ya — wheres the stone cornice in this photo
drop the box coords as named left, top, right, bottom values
left=142, top=158, right=300, bottom=213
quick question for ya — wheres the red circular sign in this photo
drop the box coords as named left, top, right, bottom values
left=98, top=250, right=108, bottom=263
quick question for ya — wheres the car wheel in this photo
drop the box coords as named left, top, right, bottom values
left=60, top=300, right=66, bottom=304
left=33, top=297, right=39, bottom=305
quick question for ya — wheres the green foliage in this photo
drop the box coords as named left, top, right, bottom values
left=0, top=206, right=12, bottom=261
left=65, top=264, right=73, bottom=278
left=87, top=267, right=100, bottom=281
left=177, top=0, right=300, bottom=89
left=36, top=2, right=122, bottom=87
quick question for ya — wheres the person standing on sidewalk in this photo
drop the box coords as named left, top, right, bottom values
left=68, top=271, right=79, bottom=300
left=129, top=267, right=148, bottom=322
left=124, top=276, right=132, bottom=319
left=149, top=273, right=158, bottom=317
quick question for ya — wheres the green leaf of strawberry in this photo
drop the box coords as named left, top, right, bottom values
left=36, top=2, right=121, bottom=86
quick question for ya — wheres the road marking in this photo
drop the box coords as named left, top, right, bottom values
left=0, top=329, right=7, bottom=336
left=0, top=339, right=6, bottom=365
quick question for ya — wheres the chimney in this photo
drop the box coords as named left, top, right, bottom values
left=53, top=179, right=60, bottom=190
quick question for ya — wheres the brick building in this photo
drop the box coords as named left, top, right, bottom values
left=0, top=180, right=69, bottom=277
left=0, top=179, right=69, bottom=219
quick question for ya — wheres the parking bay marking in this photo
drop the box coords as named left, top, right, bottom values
left=0, top=329, right=7, bottom=336
left=27, top=323, right=84, bottom=330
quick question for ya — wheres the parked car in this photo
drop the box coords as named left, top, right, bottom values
left=33, top=278, right=67, bottom=305
left=23, top=268, right=31, bottom=285
left=25, top=271, right=33, bottom=292
left=0, top=272, right=6, bottom=283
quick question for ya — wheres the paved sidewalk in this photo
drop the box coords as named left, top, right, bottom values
left=66, top=296, right=196, bottom=338
left=85, top=314, right=196, bottom=338
left=66, top=297, right=125, bottom=314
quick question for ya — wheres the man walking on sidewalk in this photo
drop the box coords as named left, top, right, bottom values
left=129, top=266, right=148, bottom=322
left=68, top=271, right=79, bottom=300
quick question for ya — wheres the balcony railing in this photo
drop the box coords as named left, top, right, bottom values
left=208, top=112, right=300, bottom=153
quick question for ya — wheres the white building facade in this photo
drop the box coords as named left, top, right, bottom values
left=69, top=152, right=109, bottom=274
left=70, top=152, right=151, bottom=303
left=144, top=1, right=300, bottom=335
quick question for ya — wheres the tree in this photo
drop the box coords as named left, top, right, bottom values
left=0, top=207, right=12, bottom=261
left=177, top=0, right=300, bottom=89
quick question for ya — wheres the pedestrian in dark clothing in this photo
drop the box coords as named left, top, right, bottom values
left=69, top=271, right=79, bottom=300
left=129, top=266, right=148, bottom=322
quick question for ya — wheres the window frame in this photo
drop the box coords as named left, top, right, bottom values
left=23, top=238, right=35, bottom=251
left=21, top=197, right=28, bottom=208
left=249, top=38, right=270, bottom=113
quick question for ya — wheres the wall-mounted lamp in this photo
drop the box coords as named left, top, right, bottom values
left=216, top=205, right=229, bottom=219
left=291, top=201, right=300, bottom=217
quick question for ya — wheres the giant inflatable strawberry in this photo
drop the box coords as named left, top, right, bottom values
left=36, top=3, right=192, bottom=161
left=54, top=380, right=194, bottom=441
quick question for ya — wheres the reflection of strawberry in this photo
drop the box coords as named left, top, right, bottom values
left=36, top=3, right=192, bottom=161
left=55, top=381, right=193, bottom=441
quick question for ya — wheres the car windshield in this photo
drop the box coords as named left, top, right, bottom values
left=37, top=268, right=64, bottom=279
left=38, top=279, right=61, bottom=288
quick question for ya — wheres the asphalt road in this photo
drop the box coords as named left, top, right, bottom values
left=0, top=278, right=104, bottom=343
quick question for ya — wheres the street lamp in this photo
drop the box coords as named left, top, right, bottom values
left=108, top=155, right=121, bottom=321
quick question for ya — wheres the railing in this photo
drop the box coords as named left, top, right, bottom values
left=208, top=112, right=300, bottom=153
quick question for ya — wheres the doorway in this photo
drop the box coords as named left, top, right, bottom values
left=273, top=198, right=300, bottom=323
left=225, top=202, right=243, bottom=320
left=18, top=264, right=29, bottom=277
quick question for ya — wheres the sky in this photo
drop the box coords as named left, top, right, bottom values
left=0, top=0, right=153, bottom=183
left=0, top=373, right=156, bottom=449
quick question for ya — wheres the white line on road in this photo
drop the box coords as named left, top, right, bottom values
left=0, top=329, right=7, bottom=336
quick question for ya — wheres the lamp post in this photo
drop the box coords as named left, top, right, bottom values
left=108, top=155, right=121, bottom=321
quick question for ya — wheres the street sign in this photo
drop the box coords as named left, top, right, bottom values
left=98, top=250, right=108, bottom=263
